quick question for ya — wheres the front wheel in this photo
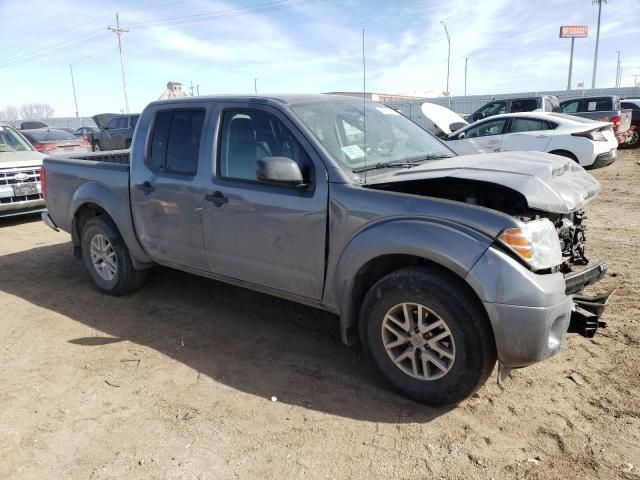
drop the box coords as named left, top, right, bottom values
left=359, top=266, right=496, bottom=406
left=81, top=216, right=146, bottom=296
left=92, top=141, right=102, bottom=152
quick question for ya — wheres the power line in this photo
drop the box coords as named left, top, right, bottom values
left=128, top=0, right=326, bottom=29
left=0, top=32, right=111, bottom=69
left=0, top=0, right=187, bottom=67
left=0, top=0, right=328, bottom=69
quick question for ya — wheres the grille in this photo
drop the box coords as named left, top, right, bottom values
left=0, top=166, right=43, bottom=204
left=0, top=166, right=40, bottom=185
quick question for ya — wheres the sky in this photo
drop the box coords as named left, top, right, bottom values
left=1, top=0, right=639, bottom=118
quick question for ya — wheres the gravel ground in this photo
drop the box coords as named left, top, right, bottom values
left=0, top=149, right=638, bottom=479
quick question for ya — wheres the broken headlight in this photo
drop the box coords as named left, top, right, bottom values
left=498, top=218, right=563, bottom=271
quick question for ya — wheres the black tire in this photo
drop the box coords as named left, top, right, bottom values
left=359, top=266, right=496, bottom=406
left=622, top=129, right=639, bottom=149
left=81, top=216, right=146, bottom=296
left=124, top=139, right=132, bottom=149
left=92, top=141, right=102, bottom=152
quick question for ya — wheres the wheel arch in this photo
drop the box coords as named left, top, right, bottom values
left=548, top=149, right=579, bottom=162
left=70, top=182, right=152, bottom=267
left=329, top=219, right=494, bottom=345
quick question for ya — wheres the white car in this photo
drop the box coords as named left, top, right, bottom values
left=444, top=112, right=618, bottom=169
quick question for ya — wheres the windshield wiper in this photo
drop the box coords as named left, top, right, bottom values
left=352, top=154, right=453, bottom=173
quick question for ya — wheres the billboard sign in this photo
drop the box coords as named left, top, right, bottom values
left=559, top=25, right=588, bottom=38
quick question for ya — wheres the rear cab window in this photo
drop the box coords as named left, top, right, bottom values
left=148, top=109, right=205, bottom=175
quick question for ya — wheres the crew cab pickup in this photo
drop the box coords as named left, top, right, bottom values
left=560, top=95, right=633, bottom=144
left=41, top=94, right=611, bottom=406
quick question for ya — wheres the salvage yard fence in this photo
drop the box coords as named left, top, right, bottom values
left=386, top=86, right=640, bottom=130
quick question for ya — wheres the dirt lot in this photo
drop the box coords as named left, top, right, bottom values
left=1, top=150, right=639, bottom=480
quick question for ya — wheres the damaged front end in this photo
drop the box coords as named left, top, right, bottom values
left=536, top=209, right=613, bottom=338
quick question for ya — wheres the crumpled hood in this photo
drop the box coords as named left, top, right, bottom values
left=0, top=150, right=46, bottom=169
left=366, top=151, right=601, bottom=214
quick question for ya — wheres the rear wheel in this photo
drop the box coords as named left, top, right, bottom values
left=92, top=141, right=102, bottom=152
left=81, top=216, right=146, bottom=296
left=623, top=129, right=639, bottom=149
left=124, top=139, right=132, bottom=149
left=359, top=266, right=496, bottom=406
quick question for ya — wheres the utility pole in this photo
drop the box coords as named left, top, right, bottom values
left=633, top=74, right=640, bottom=87
left=440, top=20, right=451, bottom=103
left=108, top=13, right=130, bottom=113
left=69, top=64, right=79, bottom=118
left=464, top=57, right=468, bottom=96
left=196, top=84, right=200, bottom=96
left=254, top=78, right=258, bottom=94
left=591, top=0, right=606, bottom=89
left=567, top=37, right=575, bottom=90
left=615, top=51, right=621, bottom=87
left=189, top=80, right=194, bottom=96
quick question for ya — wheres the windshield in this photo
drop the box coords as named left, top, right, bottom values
left=25, top=129, right=77, bottom=142
left=290, top=98, right=454, bottom=171
left=0, top=126, right=35, bottom=154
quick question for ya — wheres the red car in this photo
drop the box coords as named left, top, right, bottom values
left=21, top=128, right=91, bottom=154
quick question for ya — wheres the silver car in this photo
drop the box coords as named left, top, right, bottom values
left=0, top=124, right=46, bottom=218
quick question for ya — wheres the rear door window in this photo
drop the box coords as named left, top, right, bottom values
left=148, top=109, right=205, bottom=175
left=586, top=98, right=612, bottom=111
left=107, top=118, right=119, bottom=129
left=510, top=118, right=552, bottom=133
left=117, top=117, right=129, bottom=129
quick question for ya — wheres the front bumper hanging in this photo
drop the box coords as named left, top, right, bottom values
left=564, top=260, right=613, bottom=338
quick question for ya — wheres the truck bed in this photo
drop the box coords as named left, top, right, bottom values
left=59, top=149, right=130, bottom=165
left=42, top=152, right=132, bottom=238
left=569, top=109, right=632, bottom=132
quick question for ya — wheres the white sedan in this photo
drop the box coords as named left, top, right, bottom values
left=444, top=112, right=618, bottom=169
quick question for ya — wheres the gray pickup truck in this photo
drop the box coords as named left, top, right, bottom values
left=41, top=94, right=611, bottom=406
left=560, top=95, right=632, bottom=144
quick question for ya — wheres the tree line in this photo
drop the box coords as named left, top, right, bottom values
left=0, top=104, right=55, bottom=122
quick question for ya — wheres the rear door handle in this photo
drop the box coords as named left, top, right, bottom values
left=137, top=181, right=155, bottom=195
left=205, top=190, right=228, bottom=207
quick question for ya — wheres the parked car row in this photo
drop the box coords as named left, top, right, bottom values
left=422, top=103, right=619, bottom=169
left=460, top=94, right=636, bottom=149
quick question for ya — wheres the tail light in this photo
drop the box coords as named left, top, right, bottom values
left=34, top=143, right=56, bottom=152
left=572, top=128, right=608, bottom=141
left=610, top=115, right=621, bottom=132
left=40, top=166, right=47, bottom=199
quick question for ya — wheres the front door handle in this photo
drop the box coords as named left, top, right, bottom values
left=137, top=181, right=155, bottom=195
left=205, top=190, right=228, bottom=207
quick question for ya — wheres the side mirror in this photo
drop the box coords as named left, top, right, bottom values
left=256, top=156, right=305, bottom=187
left=457, top=132, right=466, bottom=139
